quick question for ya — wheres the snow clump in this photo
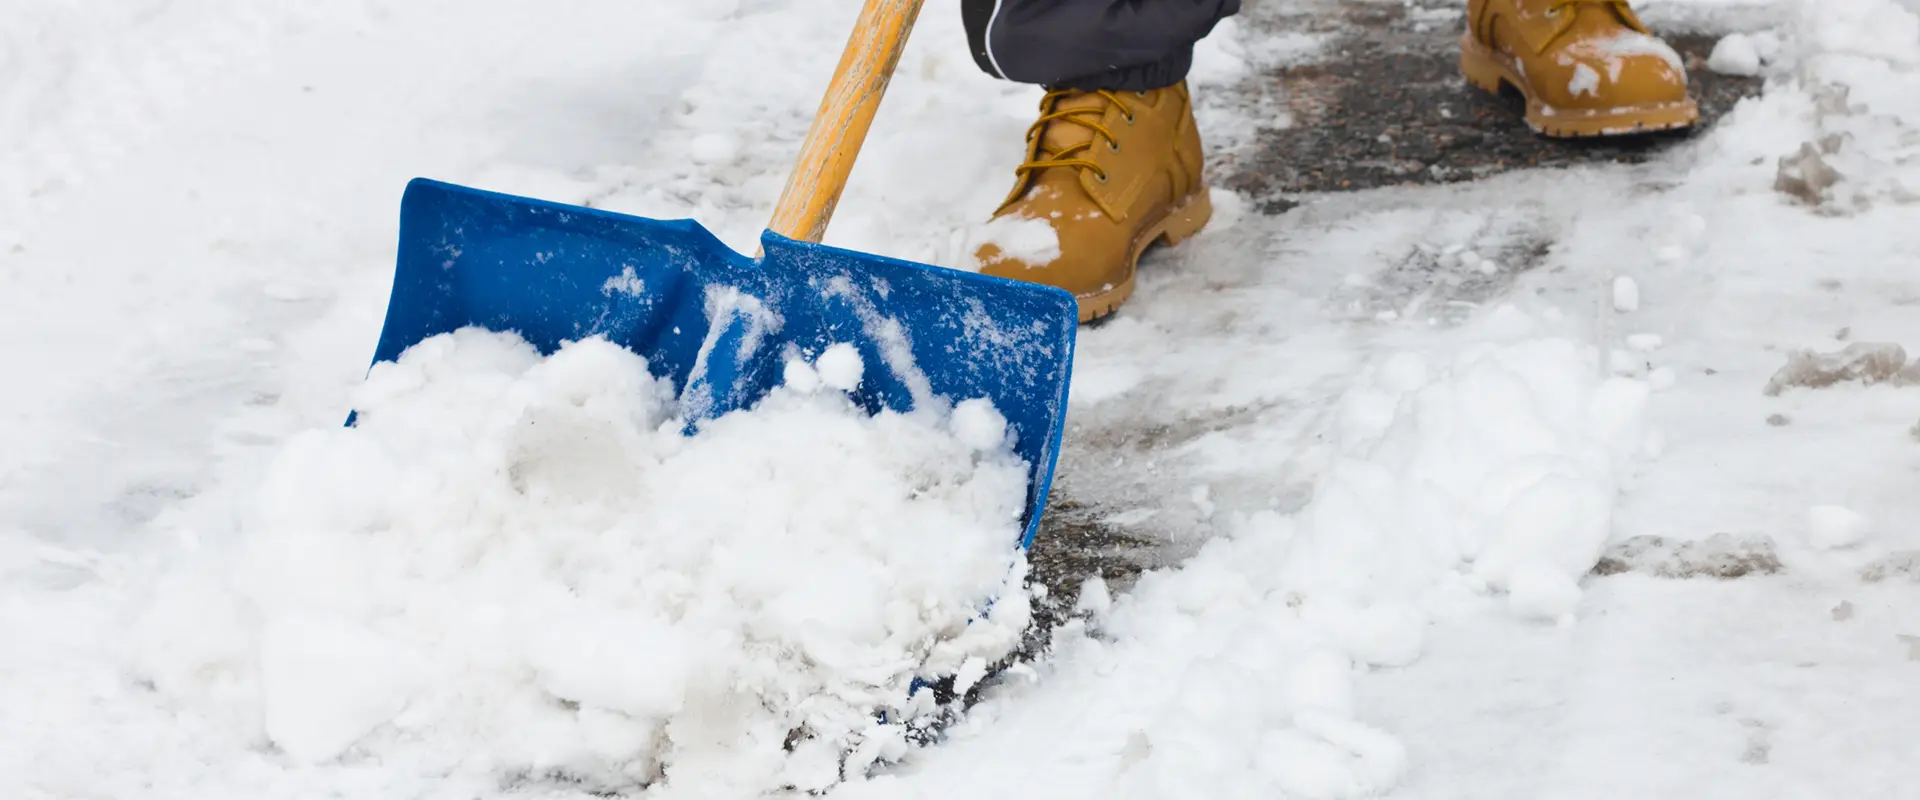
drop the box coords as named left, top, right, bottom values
left=1808, top=504, right=1872, bottom=550
left=133, top=328, right=1034, bottom=796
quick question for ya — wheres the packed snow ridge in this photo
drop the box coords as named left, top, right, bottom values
left=134, top=329, right=1035, bottom=797
left=836, top=307, right=1658, bottom=800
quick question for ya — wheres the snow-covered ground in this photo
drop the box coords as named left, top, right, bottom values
left=5, top=0, right=1920, bottom=797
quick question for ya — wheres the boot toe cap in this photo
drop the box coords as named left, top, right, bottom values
left=1538, top=45, right=1690, bottom=113
left=974, top=220, right=1131, bottom=300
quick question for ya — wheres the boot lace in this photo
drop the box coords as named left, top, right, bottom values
left=1546, top=0, right=1632, bottom=14
left=1543, top=0, right=1640, bottom=44
left=1014, top=89, right=1137, bottom=184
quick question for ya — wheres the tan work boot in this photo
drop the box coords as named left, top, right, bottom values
left=974, top=83, right=1213, bottom=323
left=1461, top=0, right=1698, bottom=137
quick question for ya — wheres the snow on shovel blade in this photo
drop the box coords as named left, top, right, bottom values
left=366, top=178, right=1078, bottom=547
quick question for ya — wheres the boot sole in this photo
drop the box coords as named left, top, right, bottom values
left=1459, top=34, right=1699, bottom=138
left=1075, top=187, right=1215, bottom=324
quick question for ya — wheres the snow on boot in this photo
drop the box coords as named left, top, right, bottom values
left=1461, top=0, right=1699, bottom=137
left=974, top=83, right=1213, bottom=324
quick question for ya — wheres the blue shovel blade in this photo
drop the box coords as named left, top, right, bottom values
left=365, top=178, right=1078, bottom=548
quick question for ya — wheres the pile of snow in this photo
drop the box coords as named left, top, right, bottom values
left=132, top=329, right=1033, bottom=796
left=1284, top=310, right=1654, bottom=623
left=850, top=309, right=1656, bottom=799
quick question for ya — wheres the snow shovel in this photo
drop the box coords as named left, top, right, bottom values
left=364, top=0, right=1077, bottom=547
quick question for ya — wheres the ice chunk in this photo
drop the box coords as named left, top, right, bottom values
left=1775, top=142, right=1844, bottom=205
left=816, top=342, right=865, bottom=391
left=1764, top=342, right=1909, bottom=395
left=1612, top=276, right=1640, bottom=312
left=782, top=357, right=823, bottom=393
left=1809, top=505, right=1871, bottom=550
left=1593, top=534, right=1783, bottom=579
left=1708, top=33, right=1763, bottom=76
left=1861, top=551, right=1920, bottom=583
left=951, top=398, right=1009, bottom=452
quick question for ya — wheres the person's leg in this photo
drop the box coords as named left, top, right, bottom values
left=1460, top=0, right=1697, bottom=136
left=961, top=1, right=1239, bottom=324
left=962, top=0, right=1240, bottom=91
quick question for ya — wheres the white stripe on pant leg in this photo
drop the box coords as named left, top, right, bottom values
left=984, top=0, right=1009, bottom=79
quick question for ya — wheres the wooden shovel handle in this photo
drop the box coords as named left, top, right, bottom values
left=766, top=0, right=926, bottom=245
